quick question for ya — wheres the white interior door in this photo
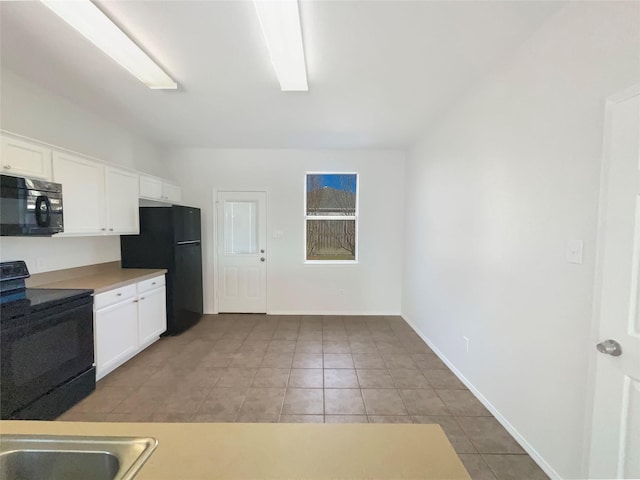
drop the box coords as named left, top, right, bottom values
left=589, top=89, right=640, bottom=479
left=216, top=191, right=267, bottom=313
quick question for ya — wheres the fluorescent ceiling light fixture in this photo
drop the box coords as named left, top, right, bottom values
left=253, top=0, right=308, bottom=91
left=41, top=0, right=177, bottom=89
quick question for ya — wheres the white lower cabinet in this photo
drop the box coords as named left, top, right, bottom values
left=137, top=286, right=166, bottom=348
left=94, top=275, right=167, bottom=380
left=95, top=297, right=139, bottom=379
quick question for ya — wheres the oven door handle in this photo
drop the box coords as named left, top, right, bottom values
left=35, top=195, right=52, bottom=228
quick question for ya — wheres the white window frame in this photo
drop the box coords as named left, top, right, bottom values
left=304, top=172, right=359, bottom=264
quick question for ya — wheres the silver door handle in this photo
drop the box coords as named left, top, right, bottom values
left=260, top=257, right=265, bottom=262
left=596, top=339, right=622, bottom=356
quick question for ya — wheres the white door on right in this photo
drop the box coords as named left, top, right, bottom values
left=589, top=89, right=640, bottom=479
left=216, top=191, right=267, bottom=313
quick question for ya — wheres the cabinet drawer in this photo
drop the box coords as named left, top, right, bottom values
left=138, top=275, right=166, bottom=294
left=94, top=284, right=137, bottom=310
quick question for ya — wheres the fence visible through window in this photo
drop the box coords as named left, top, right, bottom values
left=305, top=173, right=358, bottom=262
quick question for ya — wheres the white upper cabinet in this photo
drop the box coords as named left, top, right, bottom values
left=2, top=132, right=182, bottom=235
left=53, top=153, right=140, bottom=236
left=139, top=175, right=163, bottom=199
left=163, top=182, right=181, bottom=203
left=105, top=167, right=139, bottom=234
left=139, top=174, right=181, bottom=203
left=0, top=135, right=52, bottom=180
left=53, top=152, right=106, bottom=235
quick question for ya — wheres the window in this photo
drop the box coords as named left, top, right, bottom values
left=305, top=173, right=358, bottom=262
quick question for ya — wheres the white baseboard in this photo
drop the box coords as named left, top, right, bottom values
left=402, top=313, right=562, bottom=480
left=268, top=310, right=400, bottom=316
left=204, top=310, right=400, bottom=316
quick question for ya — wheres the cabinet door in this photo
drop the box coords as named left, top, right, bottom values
left=94, top=298, right=139, bottom=380
left=163, top=183, right=181, bottom=203
left=139, top=175, right=163, bottom=200
left=105, top=167, right=139, bottom=234
left=137, top=286, right=167, bottom=347
left=52, top=152, right=105, bottom=235
left=1, top=136, right=52, bottom=180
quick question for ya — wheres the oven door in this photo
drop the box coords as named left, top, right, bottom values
left=0, top=296, right=94, bottom=418
left=0, top=183, right=63, bottom=236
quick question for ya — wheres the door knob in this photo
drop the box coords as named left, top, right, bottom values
left=596, top=339, right=622, bottom=356
left=260, top=257, right=265, bottom=262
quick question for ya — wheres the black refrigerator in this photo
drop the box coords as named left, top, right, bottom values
left=120, top=206, right=203, bottom=335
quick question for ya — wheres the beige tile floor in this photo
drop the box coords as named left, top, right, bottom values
left=58, top=314, right=548, bottom=480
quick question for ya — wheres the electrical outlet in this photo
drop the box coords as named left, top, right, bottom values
left=463, top=336, right=470, bottom=353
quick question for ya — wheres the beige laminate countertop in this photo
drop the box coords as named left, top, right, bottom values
left=0, top=421, right=471, bottom=479
left=26, top=262, right=167, bottom=294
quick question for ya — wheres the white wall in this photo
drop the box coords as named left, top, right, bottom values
left=165, top=148, right=405, bottom=315
left=0, top=236, right=120, bottom=274
left=0, top=68, right=169, bottom=273
left=0, top=68, right=168, bottom=176
left=402, top=2, right=640, bottom=479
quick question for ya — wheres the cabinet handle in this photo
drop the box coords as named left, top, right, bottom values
left=133, top=299, right=138, bottom=303
left=140, top=297, right=145, bottom=300
left=109, top=228, right=114, bottom=231
left=116, top=293, right=122, bottom=297
left=152, top=282, right=156, bottom=285
left=101, top=228, right=106, bottom=231
left=3, top=165, right=11, bottom=170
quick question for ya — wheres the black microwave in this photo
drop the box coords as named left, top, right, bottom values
left=0, top=175, right=64, bottom=236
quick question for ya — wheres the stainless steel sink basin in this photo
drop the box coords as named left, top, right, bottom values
left=0, top=434, right=158, bottom=480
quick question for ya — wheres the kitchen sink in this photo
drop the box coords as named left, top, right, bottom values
left=0, top=434, right=157, bottom=480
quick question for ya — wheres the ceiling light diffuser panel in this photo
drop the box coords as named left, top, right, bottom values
left=41, top=0, right=177, bottom=89
left=253, top=0, right=308, bottom=91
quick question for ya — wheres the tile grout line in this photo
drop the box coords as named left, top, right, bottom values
left=74, top=313, right=544, bottom=474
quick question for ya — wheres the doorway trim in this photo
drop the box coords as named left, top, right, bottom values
left=211, top=187, right=269, bottom=314
left=583, top=83, right=640, bottom=478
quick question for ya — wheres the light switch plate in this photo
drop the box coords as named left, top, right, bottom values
left=272, top=230, right=284, bottom=239
left=566, top=239, right=584, bottom=264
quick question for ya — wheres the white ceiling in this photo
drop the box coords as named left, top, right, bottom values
left=0, top=1, right=566, bottom=149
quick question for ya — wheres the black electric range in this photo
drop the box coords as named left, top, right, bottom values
left=0, top=261, right=96, bottom=420
left=1, top=287, right=93, bottom=317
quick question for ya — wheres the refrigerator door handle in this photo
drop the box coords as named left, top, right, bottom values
left=176, top=240, right=201, bottom=245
